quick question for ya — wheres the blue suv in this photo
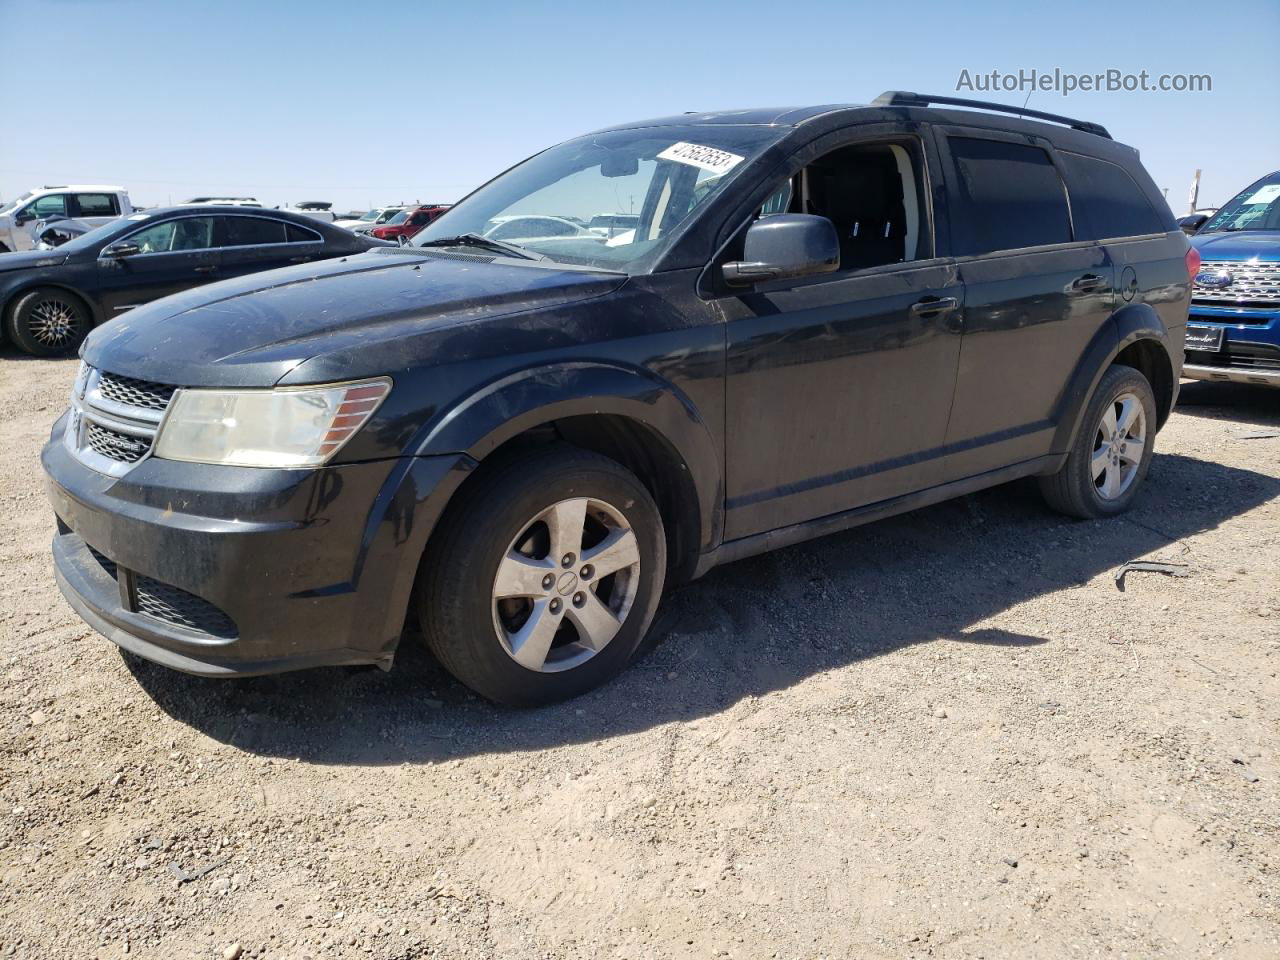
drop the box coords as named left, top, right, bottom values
left=1184, top=170, right=1280, bottom=387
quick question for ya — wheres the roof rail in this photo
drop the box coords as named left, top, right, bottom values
left=872, top=91, right=1112, bottom=139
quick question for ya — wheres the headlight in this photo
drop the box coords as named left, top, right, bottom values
left=153, top=378, right=390, bottom=468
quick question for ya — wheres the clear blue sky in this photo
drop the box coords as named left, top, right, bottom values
left=1, top=0, right=1276, bottom=214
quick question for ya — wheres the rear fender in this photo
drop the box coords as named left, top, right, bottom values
left=1050, top=302, right=1171, bottom=457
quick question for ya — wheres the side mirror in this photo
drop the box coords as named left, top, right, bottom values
left=102, top=241, right=140, bottom=258
left=1178, top=214, right=1209, bottom=236
left=723, top=214, right=840, bottom=286
left=14, top=210, right=34, bottom=225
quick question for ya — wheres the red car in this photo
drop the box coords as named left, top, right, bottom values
left=370, top=204, right=450, bottom=242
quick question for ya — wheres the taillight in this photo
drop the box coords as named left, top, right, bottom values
left=1185, top=246, right=1201, bottom=281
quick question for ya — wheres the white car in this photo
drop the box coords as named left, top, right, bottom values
left=483, top=215, right=592, bottom=243
left=337, top=206, right=408, bottom=233
left=179, top=196, right=262, bottom=207
left=283, top=201, right=337, bottom=223
left=0, top=185, right=132, bottom=253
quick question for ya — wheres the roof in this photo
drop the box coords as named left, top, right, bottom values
left=589, top=94, right=1123, bottom=150
left=33, top=184, right=127, bottom=193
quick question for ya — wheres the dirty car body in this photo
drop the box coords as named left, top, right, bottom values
left=42, top=97, right=1191, bottom=696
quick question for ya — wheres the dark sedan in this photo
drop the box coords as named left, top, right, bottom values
left=1, top=206, right=386, bottom=355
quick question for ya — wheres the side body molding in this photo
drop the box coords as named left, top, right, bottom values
left=414, top=361, right=725, bottom=562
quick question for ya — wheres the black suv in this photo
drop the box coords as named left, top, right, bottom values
left=42, top=92, right=1192, bottom=705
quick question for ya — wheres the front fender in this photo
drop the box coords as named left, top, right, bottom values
left=1050, top=302, right=1172, bottom=455
left=416, top=360, right=723, bottom=554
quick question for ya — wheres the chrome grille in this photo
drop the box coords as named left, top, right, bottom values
left=1193, top=259, right=1280, bottom=308
left=64, top=364, right=175, bottom=477
left=97, top=373, right=175, bottom=411
left=85, top=421, right=149, bottom=463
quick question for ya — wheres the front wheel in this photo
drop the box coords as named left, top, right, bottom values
left=1039, top=363, right=1158, bottom=519
left=6, top=287, right=91, bottom=356
left=418, top=446, right=667, bottom=706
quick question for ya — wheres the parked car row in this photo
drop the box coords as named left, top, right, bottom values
left=0, top=206, right=386, bottom=354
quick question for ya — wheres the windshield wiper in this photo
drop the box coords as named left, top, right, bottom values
left=416, top=233, right=544, bottom=261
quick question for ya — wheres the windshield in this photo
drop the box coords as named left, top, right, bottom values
left=1201, top=172, right=1280, bottom=233
left=411, top=125, right=784, bottom=272
left=384, top=210, right=410, bottom=226
left=1, top=191, right=35, bottom=215
left=54, top=215, right=147, bottom=253
left=358, top=208, right=383, bottom=221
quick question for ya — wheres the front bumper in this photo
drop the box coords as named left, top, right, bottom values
left=1184, top=303, right=1280, bottom=388
left=42, top=414, right=470, bottom=676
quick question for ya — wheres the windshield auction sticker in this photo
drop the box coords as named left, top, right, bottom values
left=657, top=142, right=744, bottom=174
left=1245, top=184, right=1280, bottom=205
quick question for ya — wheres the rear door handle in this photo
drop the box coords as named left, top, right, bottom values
left=910, top=296, right=959, bottom=316
left=1071, top=274, right=1106, bottom=292
left=288, top=255, right=313, bottom=263
left=193, top=264, right=216, bottom=274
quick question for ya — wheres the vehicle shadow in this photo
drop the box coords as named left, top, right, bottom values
left=124, top=451, right=1280, bottom=764
left=1175, top=380, right=1280, bottom=427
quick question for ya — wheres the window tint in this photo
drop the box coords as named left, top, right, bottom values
left=285, top=224, right=319, bottom=243
left=75, top=193, right=120, bottom=217
left=946, top=138, right=1071, bottom=255
left=30, top=194, right=67, bottom=218
left=127, top=217, right=215, bottom=253
left=222, top=217, right=286, bottom=246
left=1060, top=152, right=1166, bottom=239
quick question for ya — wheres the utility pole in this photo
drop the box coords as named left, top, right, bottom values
left=1187, top=169, right=1201, bottom=215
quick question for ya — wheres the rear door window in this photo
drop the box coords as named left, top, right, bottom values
left=945, top=137, right=1072, bottom=255
left=1059, top=152, right=1166, bottom=239
left=73, top=193, right=121, bottom=218
left=221, top=217, right=287, bottom=246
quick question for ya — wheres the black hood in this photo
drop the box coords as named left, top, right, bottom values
left=82, top=250, right=625, bottom=387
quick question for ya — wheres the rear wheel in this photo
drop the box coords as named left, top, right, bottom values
left=6, top=287, right=91, bottom=356
left=1039, top=363, right=1157, bottom=519
left=418, top=445, right=666, bottom=706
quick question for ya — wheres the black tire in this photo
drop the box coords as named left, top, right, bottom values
left=417, top=444, right=667, bottom=706
left=6, top=287, right=91, bottom=356
left=1039, top=363, right=1158, bottom=519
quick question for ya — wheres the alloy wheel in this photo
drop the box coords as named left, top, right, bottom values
left=491, top=497, right=641, bottom=673
left=28, top=297, right=80, bottom=348
left=1092, top=391, right=1147, bottom=500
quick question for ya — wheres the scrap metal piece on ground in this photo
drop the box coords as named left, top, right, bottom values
left=1113, top=560, right=1192, bottom=591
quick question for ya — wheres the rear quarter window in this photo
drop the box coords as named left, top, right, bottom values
left=945, top=137, right=1072, bottom=256
left=1060, top=152, right=1167, bottom=239
left=285, top=224, right=320, bottom=243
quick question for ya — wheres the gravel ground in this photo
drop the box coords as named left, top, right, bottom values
left=1, top=352, right=1277, bottom=960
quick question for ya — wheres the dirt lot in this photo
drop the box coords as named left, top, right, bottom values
left=0, top=352, right=1277, bottom=960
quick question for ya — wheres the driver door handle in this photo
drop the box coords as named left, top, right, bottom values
left=193, top=264, right=216, bottom=274
left=1071, top=274, right=1106, bottom=292
left=910, top=296, right=959, bottom=316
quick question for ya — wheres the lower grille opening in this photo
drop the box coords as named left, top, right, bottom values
left=134, top=575, right=238, bottom=639
left=86, top=543, right=119, bottom=580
